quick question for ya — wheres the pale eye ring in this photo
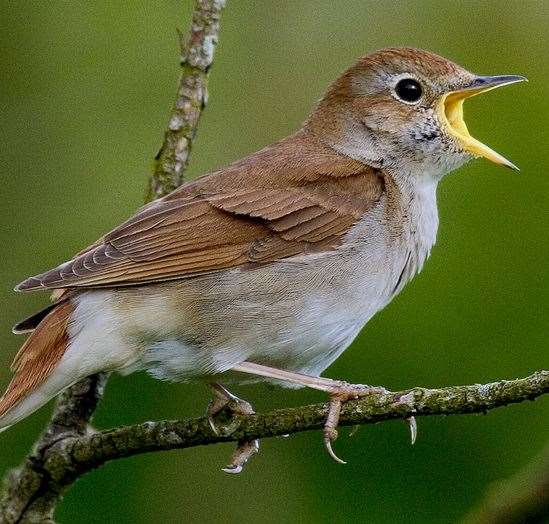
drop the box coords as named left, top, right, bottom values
left=393, top=78, right=423, bottom=104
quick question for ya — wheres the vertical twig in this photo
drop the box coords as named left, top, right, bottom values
left=0, top=1, right=225, bottom=521
left=148, top=0, right=226, bottom=199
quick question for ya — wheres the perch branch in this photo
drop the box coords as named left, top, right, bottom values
left=0, top=1, right=225, bottom=522
left=4, top=371, right=549, bottom=506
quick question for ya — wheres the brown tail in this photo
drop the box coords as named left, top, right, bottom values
left=0, top=301, right=74, bottom=420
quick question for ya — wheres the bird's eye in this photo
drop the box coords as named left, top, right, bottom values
left=394, top=78, right=423, bottom=103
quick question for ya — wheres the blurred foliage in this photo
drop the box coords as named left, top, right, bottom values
left=0, top=1, right=548, bottom=522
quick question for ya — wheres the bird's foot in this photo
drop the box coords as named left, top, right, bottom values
left=323, top=382, right=387, bottom=464
left=230, top=362, right=417, bottom=464
left=207, top=383, right=255, bottom=434
left=207, top=383, right=259, bottom=473
left=222, top=439, right=260, bottom=474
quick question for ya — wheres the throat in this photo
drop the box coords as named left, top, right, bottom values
left=410, top=176, right=439, bottom=248
left=388, top=173, right=440, bottom=291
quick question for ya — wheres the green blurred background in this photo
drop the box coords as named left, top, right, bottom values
left=1, top=1, right=547, bottom=522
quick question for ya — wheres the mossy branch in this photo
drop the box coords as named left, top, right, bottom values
left=148, top=0, right=225, bottom=200
left=3, top=371, right=549, bottom=511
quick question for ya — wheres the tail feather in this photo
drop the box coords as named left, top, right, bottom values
left=0, top=301, right=74, bottom=423
left=12, top=303, right=59, bottom=334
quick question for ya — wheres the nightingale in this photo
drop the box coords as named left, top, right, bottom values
left=0, top=48, right=524, bottom=466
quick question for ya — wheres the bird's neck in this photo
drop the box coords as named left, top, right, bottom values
left=387, top=171, right=440, bottom=276
left=303, top=103, right=452, bottom=181
left=303, top=101, right=384, bottom=169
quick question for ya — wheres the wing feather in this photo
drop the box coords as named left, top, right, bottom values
left=16, top=135, right=385, bottom=291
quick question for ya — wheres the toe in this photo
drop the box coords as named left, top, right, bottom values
left=222, top=439, right=260, bottom=474
left=324, top=433, right=347, bottom=465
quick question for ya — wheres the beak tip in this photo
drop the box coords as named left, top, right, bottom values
left=505, top=160, right=520, bottom=172
left=515, top=75, right=528, bottom=84
left=468, top=74, right=528, bottom=92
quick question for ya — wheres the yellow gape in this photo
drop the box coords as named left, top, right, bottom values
left=439, top=75, right=526, bottom=170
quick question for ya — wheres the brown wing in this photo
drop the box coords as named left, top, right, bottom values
left=16, top=133, right=385, bottom=291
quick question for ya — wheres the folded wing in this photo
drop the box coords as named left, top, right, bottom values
left=16, top=137, right=385, bottom=291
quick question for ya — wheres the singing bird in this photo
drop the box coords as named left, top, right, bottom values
left=0, top=48, right=524, bottom=465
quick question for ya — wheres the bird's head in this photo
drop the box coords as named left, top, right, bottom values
left=306, top=47, right=525, bottom=179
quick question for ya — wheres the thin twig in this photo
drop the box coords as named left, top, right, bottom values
left=0, top=1, right=225, bottom=522
left=148, top=0, right=226, bottom=199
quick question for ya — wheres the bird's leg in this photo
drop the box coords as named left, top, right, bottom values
left=232, top=362, right=388, bottom=464
left=206, top=382, right=259, bottom=473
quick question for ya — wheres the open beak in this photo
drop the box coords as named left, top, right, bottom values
left=438, top=75, right=527, bottom=170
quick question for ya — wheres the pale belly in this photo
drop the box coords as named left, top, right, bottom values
left=67, top=238, right=406, bottom=385
left=66, top=188, right=436, bottom=386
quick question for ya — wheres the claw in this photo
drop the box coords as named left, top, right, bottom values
left=407, top=416, right=418, bottom=445
left=207, top=410, right=220, bottom=435
left=222, top=439, right=260, bottom=474
left=348, top=424, right=360, bottom=438
left=324, top=432, right=347, bottom=464
left=206, top=383, right=259, bottom=473
left=222, top=465, right=243, bottom=474
left=323, top=396, right=347, bottom=464
left=321, top=384, right=386, bottom=464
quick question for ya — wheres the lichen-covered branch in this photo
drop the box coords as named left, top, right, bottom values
left=5, top=370, right=549, bottom=512
left=0, top=375, right=108, bottom=523
left=46, top=370, right=549, bottom=471
left=462, top=441, right=549, bottom=524
left=148, top=0, right=226, bottom=199
left=0, top=1, right=225, bottom=522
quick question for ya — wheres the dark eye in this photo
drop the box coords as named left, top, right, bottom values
left=394, top=78, right=423, bottom=103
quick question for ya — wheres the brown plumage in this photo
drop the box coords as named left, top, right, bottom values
left=0, top=301, right=74, bottom=418
left=16, top=132, right=384, bottom=290
left=5, top=132, right=384, bottom=423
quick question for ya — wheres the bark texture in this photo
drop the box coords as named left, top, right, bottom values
left=147, top=0, right=225, bottom=200
left=1, top=370, right=547, bottom=522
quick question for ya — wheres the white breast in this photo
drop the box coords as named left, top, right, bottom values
left=191, top=173, right=440, bottom=381
left=391, top=175, right=439, bottom=295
